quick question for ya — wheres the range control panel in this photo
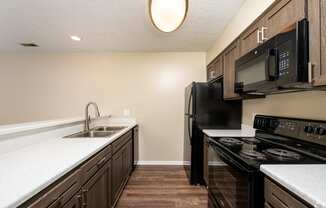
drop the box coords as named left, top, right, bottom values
left=254, top=115, right=326, bottom=146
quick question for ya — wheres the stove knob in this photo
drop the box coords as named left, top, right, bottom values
left=304, top=126, right=314, bottom=134
left=317, top=127, right=326, bottom=136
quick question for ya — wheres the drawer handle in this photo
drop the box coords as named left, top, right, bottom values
left=76, top=194, right=82, bottom=207
left=82, top=189, right=88, bottom=208
left=96, top=157, right=106, bottom=167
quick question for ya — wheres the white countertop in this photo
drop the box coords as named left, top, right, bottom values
left=0, top=117, right=137, bottom=208
left=261, top=165, right=326, bottom=208
left=202, top=124, right=256, bottom=138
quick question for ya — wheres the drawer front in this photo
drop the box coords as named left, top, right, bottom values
left=28, top=170, right=81, bottom=208
left=112, top=131, right=132, bottom=154
left=81, top=145, right=112, bottom=184
left=265, top=178, right=309, bottom=208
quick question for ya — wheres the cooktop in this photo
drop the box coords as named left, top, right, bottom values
left=208, top=115, right=326, bottom=170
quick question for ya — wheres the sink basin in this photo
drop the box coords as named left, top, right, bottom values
left=92, top=126, right=127, bottom=131
left=64, top=130, right=117, bottom=138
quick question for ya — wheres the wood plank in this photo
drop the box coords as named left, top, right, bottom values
left=116, top=166, right=208, bottom=208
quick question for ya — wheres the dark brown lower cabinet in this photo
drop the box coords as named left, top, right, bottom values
left=20, top=129, right=135, bottom=208
left=112, top=147, right=125, bottom=204
left=112, top=138, right=133, bottom=206
left=124, top=140, right=133, bottom=178
left=81, top=161, right=111, bottom=208
left=264, top=178, right=310, bottom=208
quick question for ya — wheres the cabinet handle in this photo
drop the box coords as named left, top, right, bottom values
left=261, top=26, right=268, bottom=42
left=76, top=194, right=82, bottom=207
left=308, top=62, right=313, bottom=83
left=210, top=70, right=216, bottom=78
left=82, top=189, right=88, bottom=208
left=257, top=29, right=262, bottom=44
left=96, top=157, right=106, bottom=167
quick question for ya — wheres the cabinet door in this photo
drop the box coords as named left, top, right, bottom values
left=223, top=40, right=241, bottom=100
left=133, top=126, right=139, bottom=169
left=215, top=56, right=224, bottom=78
left=107, top=160, right=112, bottom=208
left=82, top=163, right=109, bottom=208
left=240, top=19, right=264, bottom=56
left=123, top=140, right=133, bottom=178
left=207, top=63, right=217, bottom=81
left=207, top=56, right=223, bottom=81
left=112, top=148, right=124, bottom=204
left=309, top=0, right=326, bottom=86
left=265, top=0, right=306, bottom=39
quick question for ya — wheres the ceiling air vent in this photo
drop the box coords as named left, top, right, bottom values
left=20, top=42, right=39, bottom=47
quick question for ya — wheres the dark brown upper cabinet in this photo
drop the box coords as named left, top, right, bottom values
left=208, top=0, right=326, bottom=99
left=264, top=0, right=306, bottom=39
left=240, top=0, right=306, bottom=57
left=240, top=18, right=266, bottom=56
left=223, top=40, right=241, bottom=100
left=207, top=55, right=223, bottom=81
left=309, top=0, right=326, bottom=86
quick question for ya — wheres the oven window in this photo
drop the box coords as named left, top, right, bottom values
left=208, top=145, right=249, bottom=208
left=236, top=55, right=266, bottom=85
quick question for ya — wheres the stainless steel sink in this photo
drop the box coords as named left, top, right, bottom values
left=64, top=130, right=117, bottom=138
left=92, top=126, right=127, bottom=131
left=63, top=126, right=127, bottom=139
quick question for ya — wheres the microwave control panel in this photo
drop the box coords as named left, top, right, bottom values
left=278, top=51, right=290, bottom=76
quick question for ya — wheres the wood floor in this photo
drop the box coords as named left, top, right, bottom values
left=116, top=166, right=208, bottom=208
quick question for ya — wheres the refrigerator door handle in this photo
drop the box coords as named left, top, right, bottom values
left=187, top=88, right=193, bottom=115
left=188, top=117, right=192, bottom=145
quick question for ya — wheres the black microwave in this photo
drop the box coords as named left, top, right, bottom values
left=235, top=19, right=310, bottom=95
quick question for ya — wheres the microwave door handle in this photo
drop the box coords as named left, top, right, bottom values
left=266, top=48, right=279, bottom=81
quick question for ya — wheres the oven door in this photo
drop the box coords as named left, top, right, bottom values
left=207, top=141, right=263, bottom=208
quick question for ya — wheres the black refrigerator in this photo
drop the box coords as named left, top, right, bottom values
left=184, top=81, right=242, bottom=185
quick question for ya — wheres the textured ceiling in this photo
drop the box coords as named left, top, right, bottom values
left=0, top=0, right=244, bottom=52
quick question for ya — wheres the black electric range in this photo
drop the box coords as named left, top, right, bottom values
left=206, top=115, right=326, bottom=208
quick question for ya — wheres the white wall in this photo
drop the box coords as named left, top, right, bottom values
left=206, top=0, right=326, bottom=125
left=0, top=52, right=206, bottom=162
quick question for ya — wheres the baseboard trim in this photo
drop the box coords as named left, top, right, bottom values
left=135, top=161, right=185, bottom=166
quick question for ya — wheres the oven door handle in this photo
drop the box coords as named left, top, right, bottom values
left=210, top=142, right=253, bottom=173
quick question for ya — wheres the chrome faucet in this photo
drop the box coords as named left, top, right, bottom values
left=84, top=102, right=101, bottom=131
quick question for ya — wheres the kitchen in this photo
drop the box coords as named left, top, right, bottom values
left=0, top=0, right=326, bottom=208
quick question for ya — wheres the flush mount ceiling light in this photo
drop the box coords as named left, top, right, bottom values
left=70, top=35, right=81, bottom=41
left=149, top=0, right=188, bottom=33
